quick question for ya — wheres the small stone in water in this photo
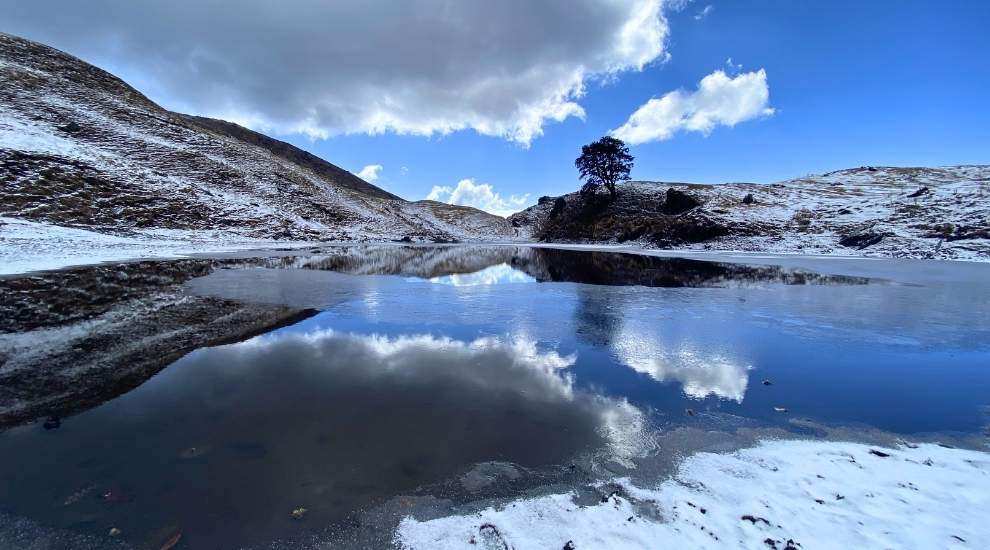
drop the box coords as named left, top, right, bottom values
left=291, top=507, right=308, bottom=520
left=773, top=407, right=788, bottom=413
left=109, top=527, right=121, bottom=537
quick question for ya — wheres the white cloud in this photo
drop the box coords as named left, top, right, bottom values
left=399, top=166, right=409, bottom=176
left=665, top=0, right=695, bottom=12
left=611, top=68, right=774, bottom=144
left=425, top=179, right=530, bottom=217
left=5, top=1, right=671, bottom=146
left=694, top=4, right=713, bottom=20
left=355, top=164, right=383, bottom=183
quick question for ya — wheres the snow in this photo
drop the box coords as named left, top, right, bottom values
left=511, top=166, right=990, bottom=263
left=2, top=32, right=521, bottom=247
left=5, top=33, right=986, bottom=261
left=0, top=112, right=98, bottom=161
left=395, top=439, right=990, bottom=549
left=0, top=217, right=314, bottom=275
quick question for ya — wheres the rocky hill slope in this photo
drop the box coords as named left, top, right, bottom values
left=2, top=32, right=987, bottom=270
left=510, top=166, right=990, bottom=261
left=0, top=32, right=516, bottom=253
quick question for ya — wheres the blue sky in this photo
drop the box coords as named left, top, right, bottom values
left=283, top=1, right=989, bottom=206
left=6, top=0, right=989, bottom=214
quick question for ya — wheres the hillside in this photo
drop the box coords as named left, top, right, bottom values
left=510, top=166, right=990, bottom=261
left=2, top=31, right=988, bottom=272
left=0, top=32, right=516, bottom=272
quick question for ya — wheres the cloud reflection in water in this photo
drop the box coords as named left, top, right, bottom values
left=427, top=263, right=536, bottom=286
left=615, top=332, right=751, bottom=403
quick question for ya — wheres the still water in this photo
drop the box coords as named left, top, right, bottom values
left=1, top=246, right=988, bottom=549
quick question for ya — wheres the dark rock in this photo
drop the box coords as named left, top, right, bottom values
left=537, top=195, right=554, bottom=205
left=907, top=186, right=930, bottom=198
left=650, top=213, right=730, bottom=247
left=742, top=193, right=755, bottom=205
left=868, top=449, right=891, bottom=458
left=616, top=225, right=648, bottom=243
left=839, top=233, right=884, bottom=249
left=942, top=225, right=990, bottom=241
left=662, top=188, right=702, bottom=215
left=563, top=541, right=576, bottom=550
left=57, top=121, right=82, bottom=134
left=741, top=515, right=770, bottom=525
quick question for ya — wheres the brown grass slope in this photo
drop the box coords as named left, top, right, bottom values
left=0, top=32, right=513, bottom=242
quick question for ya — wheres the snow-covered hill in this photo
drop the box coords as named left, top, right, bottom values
left=2, top=31, right=987, bottom=272
left=511, top=165, right=990, bottom=261
left=0, top=32, right=517, bottom=267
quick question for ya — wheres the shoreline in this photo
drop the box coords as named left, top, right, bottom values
left=395, top=435, right=990, bottom=549
left=3, top=217, right=988, bottom=277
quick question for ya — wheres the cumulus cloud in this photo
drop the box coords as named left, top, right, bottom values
left=4, top=1, right=670, bottom=146
left=356, top=164, right=383, bottom=183
left=612, top=68, right=774, bottom=144
left=426, top=179, right=530, bottom=217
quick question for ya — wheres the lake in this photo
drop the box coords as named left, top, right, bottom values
left=0, top=245, right=988, bottom=549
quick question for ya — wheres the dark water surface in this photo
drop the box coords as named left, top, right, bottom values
left=1, top=246, right=988, bottom=548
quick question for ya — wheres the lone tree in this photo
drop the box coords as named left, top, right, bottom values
left=575, top=136, right=633, bottom=200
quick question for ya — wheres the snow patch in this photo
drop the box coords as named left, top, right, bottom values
left=0, top=217, right=313, bottom=275
left=396, top=439, right=990, bottom=549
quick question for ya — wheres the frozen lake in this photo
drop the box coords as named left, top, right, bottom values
left=0, top=246, right=988, bottom=548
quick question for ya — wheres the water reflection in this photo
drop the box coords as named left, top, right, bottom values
left=0, top=329, right=649, bottom=548
left=574, top=286, right=624, bottom=347
left=513, top=247, right=874, bottom=288
left=427, top=263, right=535, bottom=286
left=282, top=245, right=876, bottom=287
left=3, top=245, right=990, bottom=549
left=616, top=344, right=751, bottom=402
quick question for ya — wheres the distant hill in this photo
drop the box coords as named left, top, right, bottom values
left=0, top=32, right=515, bottom=244
left=1, top=32, right=986, bottom=265
left=509, top=166, right=990, bottom=261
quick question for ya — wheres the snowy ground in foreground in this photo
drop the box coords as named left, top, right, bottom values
left=396, top=439, right=990, bottom=550
left=0, top=217, right=316, bottom=275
